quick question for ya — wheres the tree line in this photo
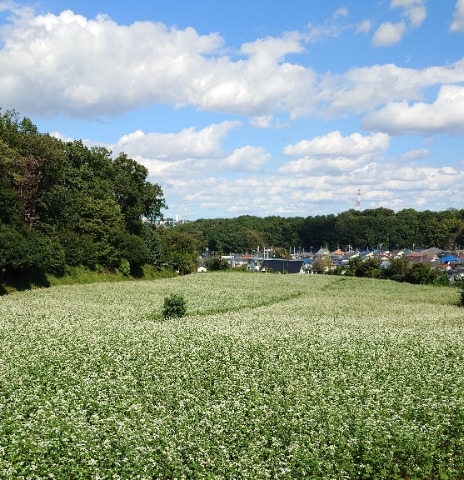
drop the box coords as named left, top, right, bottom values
left=0, top=110, right=200, bottom=288
left=177, top=208, right=464, bottom=255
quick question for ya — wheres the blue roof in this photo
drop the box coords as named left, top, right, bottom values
left=441, top=256, right=459, bottom=262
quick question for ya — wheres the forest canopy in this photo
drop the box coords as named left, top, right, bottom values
left=0, top=110, right=166, bottom=284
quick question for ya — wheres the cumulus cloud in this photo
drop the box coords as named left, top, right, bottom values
left=317, top=59, right=464, bottom=116
left=279, top=131, right=390, bottom=177
left=222, top=146, right=270, bottom=171
left=99, top=121, right=270, bottom=188
left=451, top=0, right=464, bottom=32
left=279, top=155, right=376, bottom=176
left=362, top=85, right=464, bottom=135
left=1, top=4, right=462, bottom=129
left=370, top=1, right=426, bottom=48
left=112, top=121, right=241, bottom=160
left=283, top=131, right=390, bottom=156
left=0, top=7, right=318, bottom=119
left=372, top=21, right=406, bottom=46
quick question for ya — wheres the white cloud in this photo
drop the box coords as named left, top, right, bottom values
left=451, top=0, right=464, bottom=32
left=279, top=155, right=376, bottom=176
left=49, top=131, right=74, bottom=142
left=280, top=131, right=390, bottom=178
left=113, top=121, right=241, bottom=160
left=391, top=0, right=427, bottom=28
left=283, top=131, right=390, bottom=156
left=333, top=8, right=348, bottom=18
left=222, top=146, right=270, bottom=171
left=249, top=115, right=273, bottom=128
left=1, top=5, right=462, bottom=131
left=372, top=21, right=406, bottom=46
left=101, top=121, right=270, bottom=188
left=362, top=85, right=464, bottom=134
left=163, top=159, right=464, bottom=218
left=400, top=148, right=430, bottom=160
left=317, top=59, right=464, bottom=117
left=0, top=7, right=318, bottom=119
left=370, top=1, right=426, bottom=49
left=356, top=20, right=372, bottom=34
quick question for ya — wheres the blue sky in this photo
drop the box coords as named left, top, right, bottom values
left=1, top=0, right=464, bottom=220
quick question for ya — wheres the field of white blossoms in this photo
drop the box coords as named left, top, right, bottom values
left=0, top=272, right=463, bottom=479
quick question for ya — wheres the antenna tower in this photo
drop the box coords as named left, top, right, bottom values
left=181, top=201, right=189, bottom=223
left=355, top=188, right=362, bottom=210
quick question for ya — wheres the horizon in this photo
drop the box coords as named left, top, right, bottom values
left=1, top=1, right=464, bottom=220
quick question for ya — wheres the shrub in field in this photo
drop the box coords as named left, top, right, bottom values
left=162, top=293, right=187, bottom=319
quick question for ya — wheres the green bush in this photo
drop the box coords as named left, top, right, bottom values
left=162, top=293, right=187, bottom=319
left=119, top=259, right=131, bottom=276
left=206, top=257, right=230, bottom=271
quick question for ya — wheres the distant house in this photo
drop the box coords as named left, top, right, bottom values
left=314, top=247, right=330, bottom=257
left=260, top=259, right=304, bottom=274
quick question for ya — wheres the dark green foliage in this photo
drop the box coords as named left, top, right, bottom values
left=432, top=272, right=451, bottom=287
left=160, top=229, right=198, bottom=275
left=0, top=109, right=168, bottom=289
left=0, top=225, right=57, bottom=273
left=142, top=225, right=163, bottom=268
left=346, top=256, right=381, bottom=278
left=342, top=254, right=451, bottom=287
left=345, top=256, right=380, bottom=278
left=178, top=207, right=464, bottom=253
left=119, top=233, right=150, bottom=267
left=162, top=293, right=187, bottom=319
left=405, top=263, right=438, bottom=285
left=382, top=257, right=410, bottom=282
left=1, top=109, right=464, bottom=293
left=206, top=257, right=230, bottom=271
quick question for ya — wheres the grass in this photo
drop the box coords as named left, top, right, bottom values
left=0, top=272, right=463, bottom=478
left=0, top=264, right=176, bottom=294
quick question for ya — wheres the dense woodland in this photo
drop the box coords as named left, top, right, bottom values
left=0, top=110, right=199, bottom=286
left=1, top=110, right=463, bottom=289
left=178, top=207, right=464, bottom=255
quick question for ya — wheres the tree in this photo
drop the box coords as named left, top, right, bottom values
left=273, top=247, right=291, bottom=259
left=142, top=225, right=163, bottom=269
left=206, top=257, right=230, bottom=271
left=14, top=155, right=42, bottom=229
left=112, top=153, right=165, bottom=234
left=312, top=257, right=330, bottom=274
left=346, top=256, right=380, bottom=278
left=382, top=257, right=411, bottom=282
left=0, top=139, right=23, bottom=226
left=160, top=229, right=198, bottom=275
left=244, top=229, right=265, bottom=253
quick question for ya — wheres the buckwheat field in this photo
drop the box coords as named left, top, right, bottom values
left=1, top=273, right=463, bottom=479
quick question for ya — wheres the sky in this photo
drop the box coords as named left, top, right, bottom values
left=1, top=0, right=464, bottom=220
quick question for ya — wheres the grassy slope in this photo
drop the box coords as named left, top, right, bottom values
left=0, top=265, right=176, bottom=294
left=0, top=273, right=463, bottom=478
